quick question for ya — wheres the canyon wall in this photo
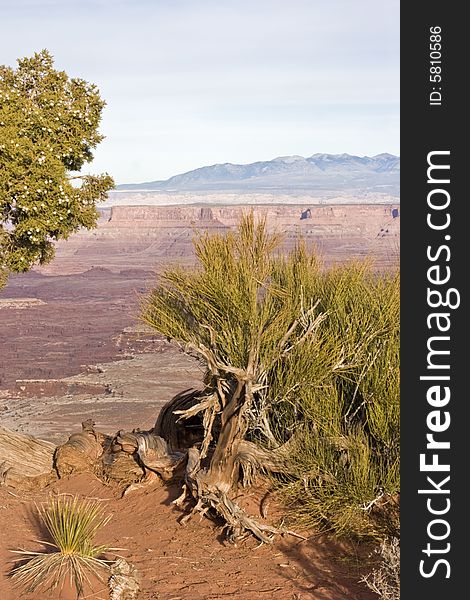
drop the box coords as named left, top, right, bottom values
left=39, top=203, right=400, bottom=274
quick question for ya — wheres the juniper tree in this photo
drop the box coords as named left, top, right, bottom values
left=0, top=50, right=113, bottom=286
left=143, top=214, right=400, bottom=541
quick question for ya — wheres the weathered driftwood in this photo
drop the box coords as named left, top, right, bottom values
left=100, top=448, right=145, bottom=487
left=0, top=426, right=57, bottom=489
left=108, top=558, right=140, bottom=600
left=114, top=430, right=186, bottom=481
left=55, top=419, right=110, bottom=478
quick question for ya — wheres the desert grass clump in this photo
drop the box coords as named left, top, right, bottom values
left=361, top=537, right=400, bottom=599
left=11, top=496, right=112, bottom=597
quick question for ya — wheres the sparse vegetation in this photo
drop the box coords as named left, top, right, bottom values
left=11, top=496, right=111, bottom=597
left=361, top=537, right=400, bottom=599
left=143, top=213, right=399, bottom=540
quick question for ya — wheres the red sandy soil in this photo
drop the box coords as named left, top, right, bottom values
left=0, top=474, right=377, bottom=600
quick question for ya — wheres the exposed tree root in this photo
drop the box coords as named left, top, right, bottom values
left=236, top=440, right=286, bottom=487
left=122, top=470, right=160, bottom=497
left=0, top=402, right=300, bottom=544
left=153, top=388, right=212, bottom=451
left=174, top=446, right=299, bottom=545
left=0, top=426, right=56, bottom=489
left=114, top=430, right=186, bottom=481
left=100, top=448, right=145, bottom=488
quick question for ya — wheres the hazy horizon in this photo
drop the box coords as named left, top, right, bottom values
left=1, top=0, right=399, bottom=185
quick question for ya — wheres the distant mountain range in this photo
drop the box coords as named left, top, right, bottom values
left=116, top=153, right=400, bottom=196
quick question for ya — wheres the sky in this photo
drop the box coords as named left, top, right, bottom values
left=1, top=0, right=399, bottom=185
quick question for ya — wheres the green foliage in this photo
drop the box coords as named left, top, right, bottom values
left=11, top=496, right=111, bottom=596
left=0, top=50, right=114, bottom=281
left=272, top=262, right=400, bottom=538
left=144, top=215, right=285, bottom=371
left=143, top=214, right=400, bottom=539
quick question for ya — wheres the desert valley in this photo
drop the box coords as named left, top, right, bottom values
left=1, top=199, right=399, bottom=392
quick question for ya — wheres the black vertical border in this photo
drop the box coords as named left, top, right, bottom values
left=401, top=3, right=467, bottom=598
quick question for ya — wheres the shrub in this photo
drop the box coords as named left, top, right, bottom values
left=272, top=262, right=400, bottom=538
left=143, top=213, right=399, bottom=539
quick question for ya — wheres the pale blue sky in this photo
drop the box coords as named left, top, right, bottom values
left=1, top=0, right=399, bottom=184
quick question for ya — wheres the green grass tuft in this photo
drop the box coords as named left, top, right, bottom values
left=11, top=496, right=112, bottom=597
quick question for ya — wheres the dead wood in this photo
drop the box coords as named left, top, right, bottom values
left=55, top=419, right=110, bottom=478
left=176, top=447, right=279, bottom=544
left=0, top=372, right=294, bottom=543
left=236, top=440, right=286, bottom=487
left=122, top=470, right=161, bottom=496
left=153, top=388, right=209, bottom=450
left=100, top=448, right=145, bottom=487
left=114, top=430, right=186, bottom=481
left=108, top=558, right=140, bottom=600
left=0, top=426, right=56, bottom=489
left=153, top=380, right=291, bottom=542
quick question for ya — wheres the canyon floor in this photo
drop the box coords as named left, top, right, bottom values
left=0, top=203, right=398, bottom=599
